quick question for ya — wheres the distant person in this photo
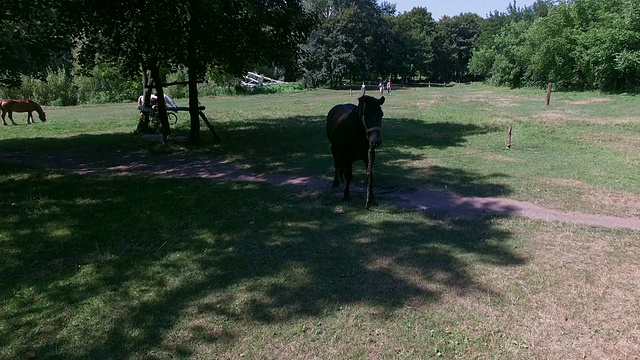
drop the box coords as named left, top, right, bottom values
left=361, top=82, right=366, bottom=95
left=379, top=81, right=384, bottom=95
left=387, top=80, right=392, bottom=95
left=135, top=93, right=178, bottom=133
left=137, top=93, right=177, bottom=109
left=151, top=93, right=177, bottom=109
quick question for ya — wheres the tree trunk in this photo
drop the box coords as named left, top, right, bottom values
left=149, top=63, right=170, bottom=142
left=137, top=68, right=153, bottom=133
left=188, top=66, right=200, bottom=143
left=187, top=1, right=201, bottom=143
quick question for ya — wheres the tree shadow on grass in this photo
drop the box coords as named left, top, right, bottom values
left=0, top=115, right=499, bottom=190
left=384, top=117, right=500, bottom=150
left=0, top=132, right=141, bottom=152
left=0, top=115, right=518, bottom=358
left=0, top=161, right=524, bottom=359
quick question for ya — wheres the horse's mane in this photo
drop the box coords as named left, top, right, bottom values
left=32, top=100, right=44, bottom=113
left=27, top=100, right=45, bottom=118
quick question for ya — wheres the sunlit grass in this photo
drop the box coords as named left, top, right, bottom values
left=1, top=85, right=639, bottom=359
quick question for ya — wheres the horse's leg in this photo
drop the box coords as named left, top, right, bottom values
left=343, top=161, right=353, bottom=200
left=330, top=145, right=340, bottom=187
left=27, top=111, right=33, bottom=124
left=365, top=149, right=375, bottom=208
left=1, top=110, right=6, bottom=126
left=7, top=112, right=17, bottom=125
left=365, top=171, right=374, bottom=208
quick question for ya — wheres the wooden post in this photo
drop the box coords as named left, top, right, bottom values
left=507, top=124, right=512, bottom=149
left=198, top=110, right=221, bottom=141
left=546, top=82, right=553, bottom=106
left=187, top=65, right=201, bottom=143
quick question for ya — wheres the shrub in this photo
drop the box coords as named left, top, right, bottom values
left=43, top=68, right=79, bottom=106
left=75, top=64, right=139, bottom=104
left=165, top=67, right=188, bottom=99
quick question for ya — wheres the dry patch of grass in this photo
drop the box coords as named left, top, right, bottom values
left=544, top=177, right=589, bottom=188
left=489, top=98, right=528, bottom=108
left=577, top=132, right=640, bottom=157
left=538, top=177, right=640, bottom=217
left=532, top=111, right=639, bottom=125
left=476, top=151, right=522, bottom=163
left=530, top=110, right=588, bottom=124
left=462, top=91, right=525, bottom=103
left=567, top=98, right=615, bottom=105
left=455, top=221, right=640, bottom=359
left=583, top=190, right=640, bottom=218
left=416, top=100, right=439, bottom=110
left=516, top=225, right=640, bottom=359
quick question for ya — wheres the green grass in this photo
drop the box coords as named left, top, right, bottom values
left=1, top=85, right=639, bottom=359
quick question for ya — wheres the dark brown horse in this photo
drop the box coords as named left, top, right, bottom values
left=0, top=99, right=47, bottom=125
left=327, top=95, right=385, bottom=208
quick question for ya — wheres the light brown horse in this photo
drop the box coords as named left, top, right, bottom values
left=0, top=99, right=47, bottom=125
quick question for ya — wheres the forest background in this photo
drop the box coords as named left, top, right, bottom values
left=1, top=0, right=639, bottom=106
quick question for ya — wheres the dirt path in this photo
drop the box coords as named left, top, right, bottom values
left=2, top=147, right=639, bottom=231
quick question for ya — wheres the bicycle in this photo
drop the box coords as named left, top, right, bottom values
left=136, top=105, right=179, bottom=133
left=149, top=107, right=178, bottom=128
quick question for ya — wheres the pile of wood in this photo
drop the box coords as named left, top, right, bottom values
left=241, top=71, right=286, bottom=88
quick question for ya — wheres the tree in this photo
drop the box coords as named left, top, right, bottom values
left=469, top=0, right=561, bottom=86
left=390, top=7, right=436, bottom=81
left=76, top=0, right=312, bottom=142
left=0, top=0, right=76, bottom=87
left=433, top=13, right=484, bottom=81
left=524, top=3, right=579, bottom=88
left=569, top=0, right=640, bottom=91
left=379, top=1, right=397, bottom=17
left=299, top=0, right=393, bottom=87
left=472, top=0, right=640, bottom=92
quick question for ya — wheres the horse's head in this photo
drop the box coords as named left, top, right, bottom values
left=358, top=95, right=385, bottom=149
left=39, top=112, right=46, bottom=122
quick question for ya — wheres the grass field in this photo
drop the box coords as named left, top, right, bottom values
left=1, top=85, right=639, bottom=359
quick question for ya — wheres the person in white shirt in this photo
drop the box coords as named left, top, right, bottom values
left=137, top=93, right=177, bottom=109
left=136, top=93, right=178, bottom=133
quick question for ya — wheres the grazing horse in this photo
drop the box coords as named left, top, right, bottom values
left=0, top=99, right=47, bottom=125
left=327, top=95, right=385, bottom=208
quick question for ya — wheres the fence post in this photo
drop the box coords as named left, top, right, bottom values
left=546, top=83, right=553, bottom=106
